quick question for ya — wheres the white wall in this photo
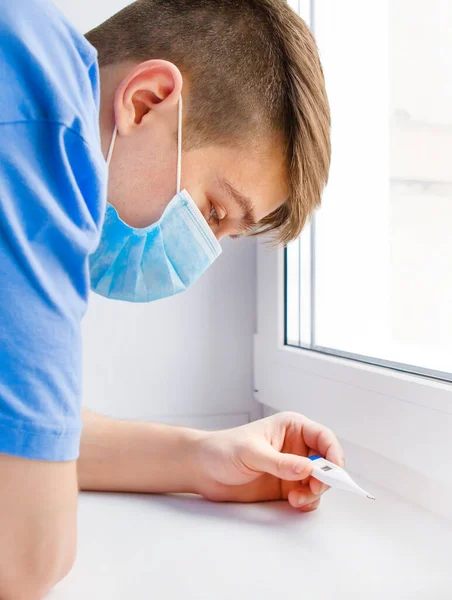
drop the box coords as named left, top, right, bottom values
left=53, top=0, right=259, bottom=428
left=53, top=0, right=132, bottom=32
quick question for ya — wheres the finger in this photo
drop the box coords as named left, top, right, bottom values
left=302, top=419, right=345, bottom=467
left=299, top=449, right=315, bottom=485
left=309, top=477, right=329, bottom=496
left=306, top=448, right=329, bottom=495
left=299, top=498, right=321, bottom=512
left=288, top=487, right=320, bottom=509
left=247, top=443, right=313, bottom=482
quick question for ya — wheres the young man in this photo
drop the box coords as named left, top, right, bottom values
left=0, top=0, right=343, bottom=597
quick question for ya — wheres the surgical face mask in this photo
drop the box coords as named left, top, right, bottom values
left=89, top=98, right=222, bottom=302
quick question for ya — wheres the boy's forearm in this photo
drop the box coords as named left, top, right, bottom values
left=77, top=410, right=206, bottom=495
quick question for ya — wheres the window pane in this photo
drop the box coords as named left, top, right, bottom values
left=286, top=0, right=452, bottom=378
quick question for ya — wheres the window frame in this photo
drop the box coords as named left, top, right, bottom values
left=284, top=0, right=452, bottom=383
left=285, top=234, right=452, bottom=384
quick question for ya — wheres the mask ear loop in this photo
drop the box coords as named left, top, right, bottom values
left=106, top=125, right=117, bottom=167
left=176, top=95, right=182, bottom=194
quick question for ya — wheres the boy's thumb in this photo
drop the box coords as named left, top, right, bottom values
left=248, top=443, right=313, bottom=481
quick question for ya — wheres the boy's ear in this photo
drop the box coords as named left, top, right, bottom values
left=113, top=60, right=183, bottom=135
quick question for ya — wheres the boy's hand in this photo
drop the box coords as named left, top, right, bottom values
left=195, top=412, right=345, bottom=511
left=78, top=410, right=343, bottom=510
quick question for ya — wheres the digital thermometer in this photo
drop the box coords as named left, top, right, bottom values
left=309, top=455, right=376, bottom=500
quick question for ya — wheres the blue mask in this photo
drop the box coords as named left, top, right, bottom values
left=90, top=98, right=222, bottom=302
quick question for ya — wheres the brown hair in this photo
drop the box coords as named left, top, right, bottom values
left=86, top=0, right=331, bottom=245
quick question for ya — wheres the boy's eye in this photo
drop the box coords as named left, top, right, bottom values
left=209, top=203, right=220, bottom=225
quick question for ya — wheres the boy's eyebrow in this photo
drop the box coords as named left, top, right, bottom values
left=218, top=178, right=257, bottom=229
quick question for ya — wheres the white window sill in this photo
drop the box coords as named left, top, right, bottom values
left=52, top=482, right=452, bottom=599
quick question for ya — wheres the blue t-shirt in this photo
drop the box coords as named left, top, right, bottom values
left=0, top=0, right=106, bottom=460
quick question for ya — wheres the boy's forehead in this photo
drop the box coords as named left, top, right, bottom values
left=221, top=141, right=289, bottom=219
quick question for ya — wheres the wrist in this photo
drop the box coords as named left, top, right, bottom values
left=180, top=427, right=211, bottom=496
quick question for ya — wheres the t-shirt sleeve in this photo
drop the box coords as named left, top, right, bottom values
left=0, top=120, right=106, bottom=461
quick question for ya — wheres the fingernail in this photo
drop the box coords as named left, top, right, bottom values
left=296, top=495, right=307, bottom=507
left=294, top=462, right=304, bottom=474
left=301, top=501, right=319, bottom=512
